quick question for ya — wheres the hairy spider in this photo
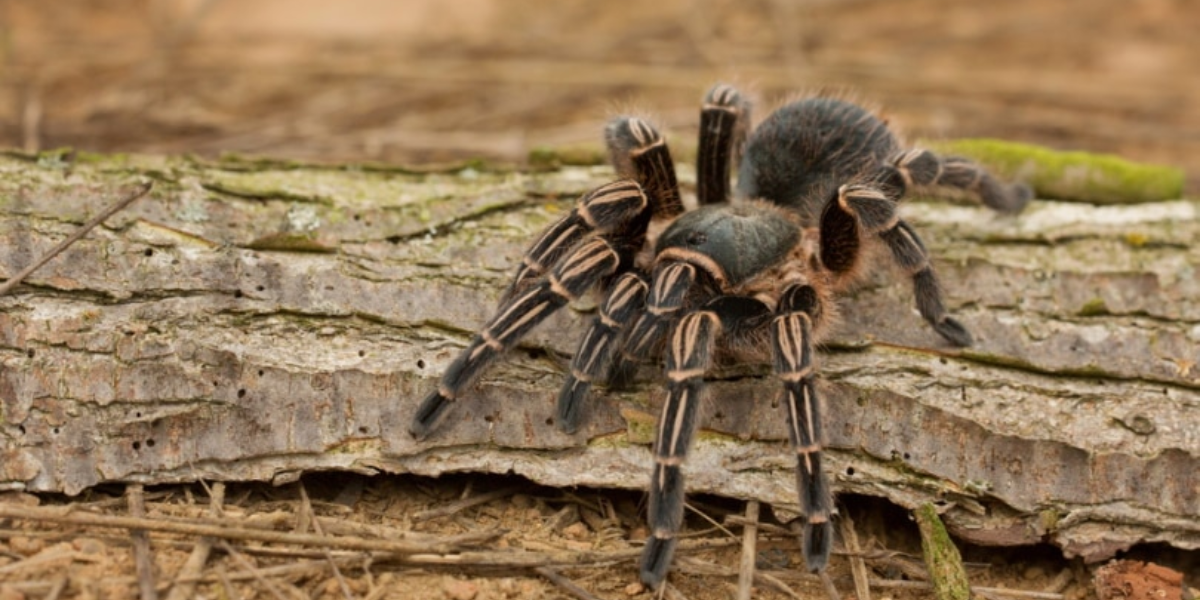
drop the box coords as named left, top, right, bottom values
left=410, top=84, right=1030, bottom=586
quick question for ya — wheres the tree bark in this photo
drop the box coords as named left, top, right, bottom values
left=0, top=151, right=1196, bottom=564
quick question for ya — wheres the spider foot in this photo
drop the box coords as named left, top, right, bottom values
left=639, top=535, right=677, bottom=587
left=410, top=389, right=453, bottom=441
left=606, top=116, right=683, bottom=217
left=935, top=315, right=974, bottom=347
left=802, top=519, right=833, bottom=572
left=555, top=377, right=590, bottom=434
left=981, top=179, right=1034, bottom=214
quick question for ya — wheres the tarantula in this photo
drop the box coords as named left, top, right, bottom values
left=410, top=84, right=1030, bottom=586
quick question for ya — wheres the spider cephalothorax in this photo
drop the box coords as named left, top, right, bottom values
left=410, top=84, right=1030, bottom=586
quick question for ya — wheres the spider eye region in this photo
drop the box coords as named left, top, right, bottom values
left=656, top=204, right=799, bottom=285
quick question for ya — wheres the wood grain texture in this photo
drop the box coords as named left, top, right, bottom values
left=0, top=152, right=1195, bottom=565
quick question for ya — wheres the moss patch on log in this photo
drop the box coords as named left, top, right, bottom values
left=928, top=138, right=1185, bottom=204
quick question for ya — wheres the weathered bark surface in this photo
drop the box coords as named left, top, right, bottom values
left=0, top=152, right=1196, bottom=564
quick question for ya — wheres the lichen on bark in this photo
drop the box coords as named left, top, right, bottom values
left=0, top=149, right=1196, bottom=565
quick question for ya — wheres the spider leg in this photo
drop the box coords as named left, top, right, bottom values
left=598, top=260, right=704, bottom=395
left=555, top=271, right=649, bottom=433
left=772, top=284, right=834, bottom=571
left=503, top=179, right=650, bottom=302
left=820, top=183, right=973, bottom=346
left=607, top=116, right=684, bottom=218
left=411, top=183, right=649, bottom=440
left=640, top=309, right=721, bottom=587
left=892, top=148, right=1033, bottom=213
left=622, top=262, right=702, bottom=361
left=697, top=83, right=750, bottom=206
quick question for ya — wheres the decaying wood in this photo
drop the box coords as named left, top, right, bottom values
left=0, top=152, right=1196, bottom=566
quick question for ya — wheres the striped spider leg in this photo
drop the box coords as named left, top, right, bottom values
left=553, top=113, right=687, bottom=433
left=412, top=114, right=684, bottom=440
left=820, top=176, right=975, bottom=347
left=697, top=83, right=751, bottom=207
left=771, top=283, right=833, bottom=571
left=890, top=147, right=1032, bottom=214
left=409, top=179, right=647, bottom=440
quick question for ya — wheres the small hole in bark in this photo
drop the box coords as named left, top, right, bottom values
left=237, top=389, right=246, bottom=399
left=234, top=290, right=243, bottom=298
left=358, top=350, right=365, bottom=357
left=353, top=214, right=361, bottom=221
left=903, top=452, right=911, bottom=460
left=17, top=425, right=26, bottom=435
left=484, top=415, right=495, bottom=423
left=358, top=426, right=369, bottom=434
left=26, top=348, right=34, bottom=358
left=133, top=441, right=141, bottom=451
left=146, top=439, right=155, bottom=448
left=523, top=347, right=547, bottom=360
left=714, top=411, right=725, bottom=420
left=144, top=248, right=154, bottom=257
left=846, top=467, right=855, bottom=476
left=545, top=417, right=553, bottom=426
left=258, top=370, right=264, bottom=377
left=52, top=427, right=60, bottom=435
left=135, top=411, right=142, bottom=418
left=417, top=359, right=426, bottom=369
left=256, top=285, right=264, bottom=292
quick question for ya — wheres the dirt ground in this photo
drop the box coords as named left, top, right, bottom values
left=0, top=1, right=1197, bottom=599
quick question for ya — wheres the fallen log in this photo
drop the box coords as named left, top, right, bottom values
left=0, top=149, right=1195, bottom=564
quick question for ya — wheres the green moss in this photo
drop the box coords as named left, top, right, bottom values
left=1039, top=508, right=1062, bottom=533
left=586, top=431, right=633, bottom=449
left=246, top=232, right=336, bottom=253
left=1077, top=297, right=1110, bottom=317
left=622, top=408, right=657, bottom=445
left=1123, top=232, right=1150, bottom=247
left=927, top=138, right=1184, bottom=204
left=527, top=146, right=561, bottom=169
left=527, top=143, right=608, bottom=168
left=914, top=503, right=971, bottom=600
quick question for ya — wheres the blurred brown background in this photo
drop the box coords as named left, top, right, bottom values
left=2, top=0, right=1197, bottom=191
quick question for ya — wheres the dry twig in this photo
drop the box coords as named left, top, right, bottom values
left=165, top=481, right=225, bottom=600
left=736, top=501, right=760, bottom=600
left=0, top=503, right=476, bottom=555
left=839, top=508, right=872, bottom=600
left=44, top=576, right=68, bottom=600
left=868, top=578, right=1065, bottom=600
left=411, top=485, right=520, bottom=522
left=534, top=567, right=604, bottom=600
left=299, top=483, right=355, bottom=600
left=128, top=484, right=159, bottom=600
left=0, top=181, right=153, bottom=296
left=219, top=540, right=291, bottom=600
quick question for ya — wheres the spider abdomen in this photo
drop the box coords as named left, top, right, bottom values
left=737, top=97, right=899, bottom=222
left=655, top=203, right=800, bottom=286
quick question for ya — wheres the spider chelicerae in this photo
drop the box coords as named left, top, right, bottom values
left=410, top=84, right=1031, bottom=586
